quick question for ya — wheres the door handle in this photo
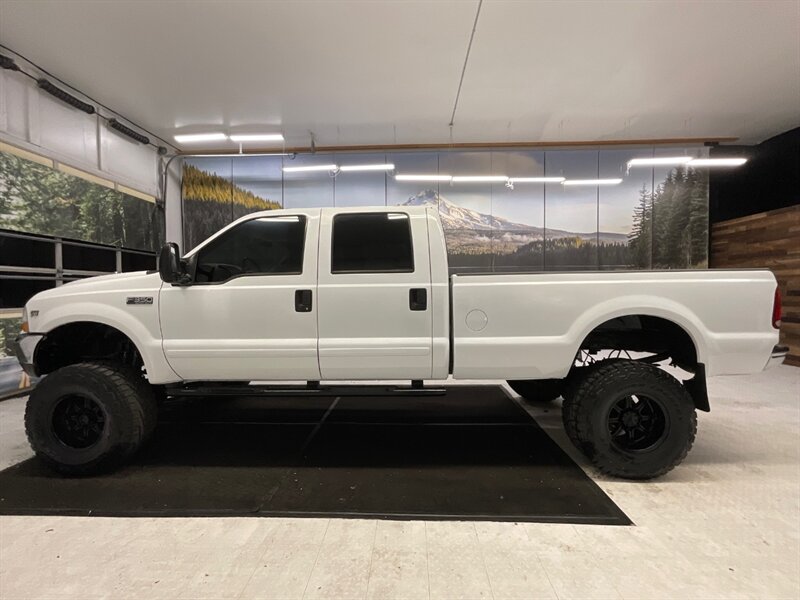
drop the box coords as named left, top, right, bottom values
left=295, top=289, right=313, bottom=312
left=409, top=288, right=427, bottom=311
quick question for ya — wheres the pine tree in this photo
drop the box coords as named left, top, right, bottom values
left=666, top=166, right=692, bottom=267
left=688, top=168, right=709, bottom=266
left=628, top=184, right=652, bottom=268
left=1, top=150, right=162, bottom=251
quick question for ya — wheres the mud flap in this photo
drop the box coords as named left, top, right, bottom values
left=684, top=363, right=710, bottom=412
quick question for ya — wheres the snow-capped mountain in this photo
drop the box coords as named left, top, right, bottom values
left=403, top=189, right=533, bottom=232
left=402, top=189, right=628, bottom=244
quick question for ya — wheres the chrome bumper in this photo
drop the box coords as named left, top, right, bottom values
left=13, top=333, right=43, bottom=377
left=766, top=344, right=789, bottom=369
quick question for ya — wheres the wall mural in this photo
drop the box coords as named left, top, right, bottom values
left=0, top=150, right=163, bottom=252
left=182, top=148, right=709, bottom=271
left=182, top=162, right=281, bottom=251
left=0, top=149, right=165, bottom=394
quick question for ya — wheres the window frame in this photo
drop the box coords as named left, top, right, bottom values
left=330, top=211, right=415, bottom=275
left=190, top=214, right=308, bottom=285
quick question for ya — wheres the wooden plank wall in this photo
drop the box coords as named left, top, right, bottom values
left=711, top=204, right=800, bottom=366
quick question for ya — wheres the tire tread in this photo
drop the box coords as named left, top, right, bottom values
left=566, top=360, right=697, bottom=479
left=25, top=362, right=152, bottom=475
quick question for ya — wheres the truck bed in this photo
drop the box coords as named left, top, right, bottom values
left=450, top=269, right=778, bottom=380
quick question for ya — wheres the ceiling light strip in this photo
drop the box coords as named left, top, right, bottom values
left=451, top=175, right=508, bottom=183
left=508, top=177, right=565, bottom=183
left=229, top=134, right=284, bottom=142
left=174, top=133, right=228, bottom=143
left=562, top=178, right=623, bottom=186
left=282, top=164, right=338, bottom=173
left=395, top=174, right=453, bottom=182
left=627, top=157, right=692, bottom=167
left=338, top=163, right=395, bottom=172
left=688, top=158, right=747, bottom=167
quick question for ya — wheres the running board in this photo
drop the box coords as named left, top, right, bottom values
left=166, top=384, right=447, bottom=398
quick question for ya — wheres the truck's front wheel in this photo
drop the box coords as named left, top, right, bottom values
left=25, top=362, right=154, bottom=475
left=563, top=361, right=696, bottom=480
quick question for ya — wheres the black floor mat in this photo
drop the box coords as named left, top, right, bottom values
left=0, top=386, right=630, bottom=524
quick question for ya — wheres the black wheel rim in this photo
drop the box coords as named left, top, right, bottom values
left=51, top=395, right=106, bottom=449
left=607, top=394, right=668, bottom=452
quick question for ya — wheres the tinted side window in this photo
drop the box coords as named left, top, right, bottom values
left=195, top=216, right=306, bottom=283
left=331, top=213, right=414, bottom=273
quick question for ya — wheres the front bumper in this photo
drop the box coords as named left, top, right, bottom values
left=766, top=344, right=789, bottom=369
left=13, top=333, right=43, bottom=377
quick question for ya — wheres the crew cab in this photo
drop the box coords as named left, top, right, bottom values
left=15, top=206, right=787, bottom=479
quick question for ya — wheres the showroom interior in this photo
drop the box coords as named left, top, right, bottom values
left=0, top=1, right=798, bottom=598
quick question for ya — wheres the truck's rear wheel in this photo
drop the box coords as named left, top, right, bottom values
left=564, top=361, right=696, bottom=480
left=507, top=379, right=563, bottom=403
left=24, top=362, right=154, bottom=475
left=562, top=360, right=623, bottom=448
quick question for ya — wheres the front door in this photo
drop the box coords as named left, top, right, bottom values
left=159, top=210, right=320, bottom=381
left=316, top=209, right=433, bottom=380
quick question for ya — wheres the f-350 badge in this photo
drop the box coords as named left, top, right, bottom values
left=126, top=297, right=153, bottom=305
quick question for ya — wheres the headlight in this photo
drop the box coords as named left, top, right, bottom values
left=21, top=306, right=29, bottom=333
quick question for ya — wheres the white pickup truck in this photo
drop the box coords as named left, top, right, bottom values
left=15, top=206, right=786, bottom=479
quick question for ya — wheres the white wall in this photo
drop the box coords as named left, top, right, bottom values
left=0, top=66, right=173, bottom=201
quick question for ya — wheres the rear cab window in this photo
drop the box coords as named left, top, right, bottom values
left=331, top=212, right=414, bottom=274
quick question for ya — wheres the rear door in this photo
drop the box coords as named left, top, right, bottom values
left=317, top=209, right=433, bottom=379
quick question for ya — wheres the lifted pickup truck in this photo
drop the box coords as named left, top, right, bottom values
left=15, top=206, right=786, bottom=479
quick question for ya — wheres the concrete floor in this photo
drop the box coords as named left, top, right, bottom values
left=0, top=365, right=798, bottom=599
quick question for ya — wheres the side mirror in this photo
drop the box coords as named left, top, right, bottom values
left=158, top=242, right=188, bottom=284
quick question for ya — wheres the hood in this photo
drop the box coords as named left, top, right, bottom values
left=28, top=270, right=162, bottom=303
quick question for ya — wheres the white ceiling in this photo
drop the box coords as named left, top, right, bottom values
left=1, top=0, right=799, bottom=150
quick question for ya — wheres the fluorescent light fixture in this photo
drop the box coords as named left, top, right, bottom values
left=174, top=132, right=227, bottom=143
left=562, top=178, right=623, bottom=186
left=627, top=157, right=692, bottom=167
left=451, top=176, right=509, bottom=183
left=508, top=176, right=565, bottom=183
left=395, top=174, right=452, bottom=182
left=282, top=164, right=338, bottom=172
left=338, top=163, right=395, bottom=172
left=229, top=133, right=284, bottom=142
left=688, top=158, right=747, bottom=167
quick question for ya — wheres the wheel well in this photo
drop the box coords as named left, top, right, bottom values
left=575, top=315, right=709, bottom=412
left=579, top=315, right=698, bottom=371
left=34, top=322, right=144, bottom=375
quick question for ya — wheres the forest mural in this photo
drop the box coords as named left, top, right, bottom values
left=630, top=167, right=709, bottom=269
left=182, top=148, right=709, bottom=271
left=0, top=150, right=163, bottom=251
left=0, top=149, right=164, bottom=392
left=182, top=163, right=281, bottom=249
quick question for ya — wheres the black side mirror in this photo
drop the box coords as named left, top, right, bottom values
left=158, top=242, right=189, bottom=284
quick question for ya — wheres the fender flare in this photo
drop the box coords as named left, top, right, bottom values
left=566, top=295, right=709, bottom=365
left=34, top=302, right=179, bottom=381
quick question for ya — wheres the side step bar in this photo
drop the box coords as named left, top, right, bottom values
left=166, top=383, right=447, bottom=397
